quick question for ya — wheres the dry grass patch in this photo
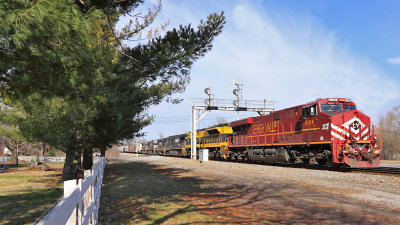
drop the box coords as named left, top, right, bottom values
left=45, top=162, right=65, bottom=169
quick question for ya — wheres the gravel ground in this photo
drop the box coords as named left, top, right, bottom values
left=116, top=153, right=400, bottom=224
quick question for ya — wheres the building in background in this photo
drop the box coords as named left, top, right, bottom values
left=0, top=147, right=11, bottom=157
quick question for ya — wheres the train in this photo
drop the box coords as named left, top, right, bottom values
left=141, top=98, right=382, bottom=168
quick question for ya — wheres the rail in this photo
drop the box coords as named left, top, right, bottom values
left=35, top=157, right=106, bottom=225
left=210, top=157, right=400, bottom=176
left=350, top=166, right=400, bottom=175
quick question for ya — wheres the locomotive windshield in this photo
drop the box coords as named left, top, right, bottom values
left=321, top=104, right=357, bottom=115
left=321, top=104, right=341, bottom=112
left=343, top=105, right=356, bottom=111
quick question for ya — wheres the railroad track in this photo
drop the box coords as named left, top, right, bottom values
left=212, top=157, right=400, bottom=176
left=350, top=167, right=400, bottom=175
left=135, top=153, right=400, bottom=176
left=248, top=162, right=400, bottom=176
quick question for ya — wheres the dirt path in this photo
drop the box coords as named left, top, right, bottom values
left=102, top=154, right=400, bottom=224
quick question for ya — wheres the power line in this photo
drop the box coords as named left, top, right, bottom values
left=151, top=115, right=247, bottom=124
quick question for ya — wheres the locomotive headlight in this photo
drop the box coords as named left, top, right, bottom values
left=328, top=98, right=338, bottom=102
left=352, top=136, right=357, bottom=141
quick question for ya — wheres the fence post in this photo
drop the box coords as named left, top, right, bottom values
left=79, top=179, right=83, bottom=225
left=64, top=179, right=77, bottom=225
left=94, top=157, right=104, bottom=225
left=84, top=169, right=92, bottom=224
left=36, top=157, right=106, bottom=225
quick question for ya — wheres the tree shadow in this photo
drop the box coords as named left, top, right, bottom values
left=99, top=161, right=400, bottom=225
left=99, top=161, right=202, bottom=224
left=0, top=188, right=62, bottom=225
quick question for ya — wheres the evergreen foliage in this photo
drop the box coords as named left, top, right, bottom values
left=0, top=0, right=225, bottom=179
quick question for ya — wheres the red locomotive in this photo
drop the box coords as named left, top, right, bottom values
left=227, top=98, right=381, bottom=167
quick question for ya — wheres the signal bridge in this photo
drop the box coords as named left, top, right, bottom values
left=190, top=78, right=276, bottom=160
left=192, top=98, right=275, bottom=114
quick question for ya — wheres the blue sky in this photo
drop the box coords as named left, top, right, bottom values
left=271, top=0, right=400, bottom=74
left=126, top=0, right=400, bottom=140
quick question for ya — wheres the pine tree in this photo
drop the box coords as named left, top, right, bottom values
left=0, top=0, right=225, bottom=180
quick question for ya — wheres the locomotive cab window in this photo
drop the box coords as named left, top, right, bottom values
left=343, top=104, right=356, bottom=111
left=302, top=105, right=317, bottom=118
left=321, top=104, right=343, bottom=115
left=274, top=112, right=280, bottom=120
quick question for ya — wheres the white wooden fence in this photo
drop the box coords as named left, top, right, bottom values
left=0, top=156, right=11, bottom=161
left=38, top=157, right=106, bottom=225
left=19, top=156, right=66, bottom=163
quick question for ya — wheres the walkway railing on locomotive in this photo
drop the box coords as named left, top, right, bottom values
left=229, top=133, right=285, bottom=146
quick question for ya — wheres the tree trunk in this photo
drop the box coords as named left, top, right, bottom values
left=16, top=144, right=19, bottom=166
left=35, top=147, right=40, bottom=166
left=82, top=148, right=93, bottom=170
left=100, top=147, right=106, bottom=157
left=41, top=143, right=46, bottom=157
left=62, top=150, right=81, bottom=181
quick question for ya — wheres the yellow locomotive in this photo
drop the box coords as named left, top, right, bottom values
left=185, top=123, right=233, bottom=159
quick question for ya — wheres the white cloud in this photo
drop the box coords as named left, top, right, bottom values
left=387, top=57, right=400, bottom=64
left=141, top=0, right=400, bottom=139
left=193, top=3, right=399, bottom=112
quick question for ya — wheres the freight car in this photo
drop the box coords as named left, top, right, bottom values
left=144, top=98, right=381, bottom=168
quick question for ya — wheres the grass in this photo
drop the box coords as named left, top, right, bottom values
left=44, top=162, right=64, bottom=169
left=380, top=160, right=400, bottom=164
left=0, top=166, right=63, bottom=225
left=99, top=161, right=215, bottom=224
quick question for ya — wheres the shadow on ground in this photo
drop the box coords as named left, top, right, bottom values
left=0, top=188, right=62, bottom=225
left=99, top=161, right=203, bottom=224
left=99, top=160, right=398, bottom=225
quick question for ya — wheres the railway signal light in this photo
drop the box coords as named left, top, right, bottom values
left=232, top=78, right=242, bottom=107
left=204, top=98, right=211, bottom=106
left=204, top=87, right=212, bottom=106
left=233, top=78, right=239, bottom=85
left=204, top=87, right=211, bottom=95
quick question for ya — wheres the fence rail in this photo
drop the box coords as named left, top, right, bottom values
left=20, top=156, right=66, bottom=163
left=0, top=156, right=11, bottom=161
left=37, top=157, right=106, bottom=225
